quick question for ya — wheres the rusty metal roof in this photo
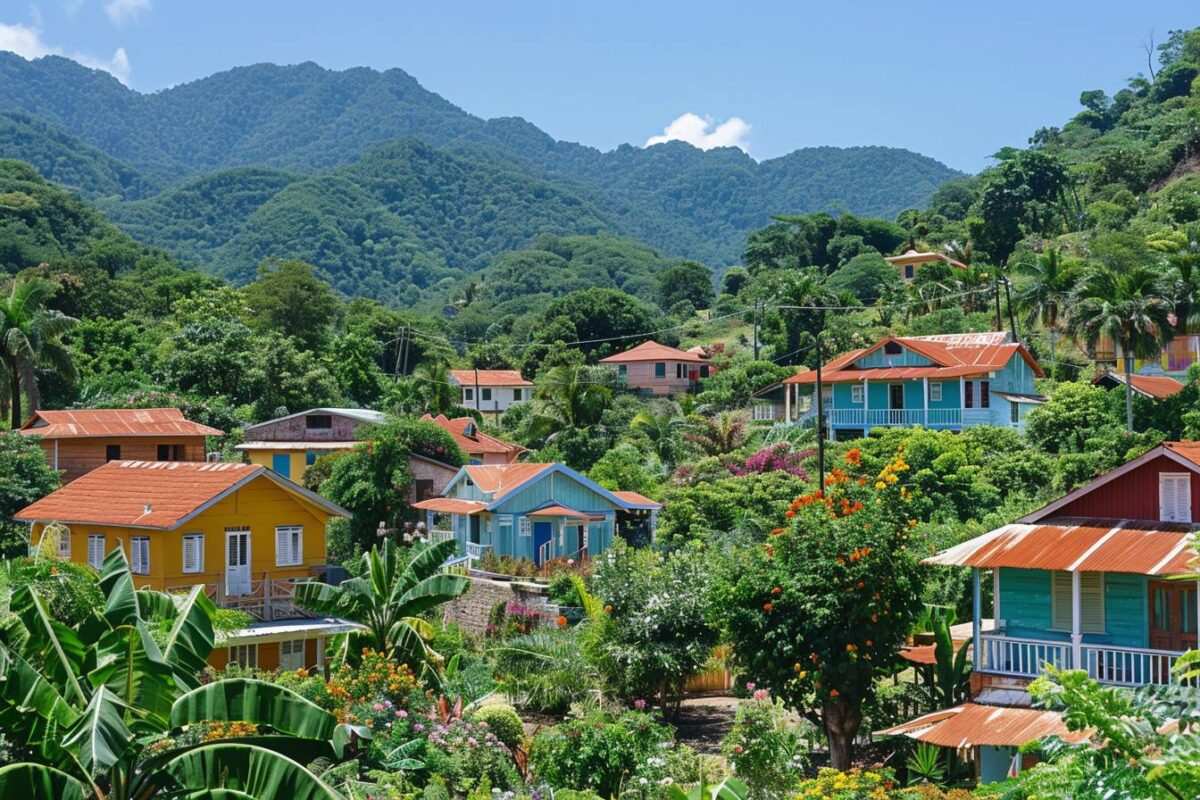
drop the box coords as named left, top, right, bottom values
left=925, top=518, right=1198, bottom=576
left=19, top=408, right=223, bottom=438
left=879, top=703, right=1089, bottom=748
left=411, top=497, right=487, bottom=515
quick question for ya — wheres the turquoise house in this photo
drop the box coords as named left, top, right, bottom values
left=893, top=441, right=1200, bottom=783
left=412, top=463, right=661, bottom=566
left=782, top=332, right=1044, bottom=439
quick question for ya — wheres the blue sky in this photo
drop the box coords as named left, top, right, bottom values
left=1, top=1, right=1197, bottom=172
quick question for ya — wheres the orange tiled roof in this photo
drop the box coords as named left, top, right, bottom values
left=599, top=340, right=706, bottom=364
left=448, top=370, right=532, bottom=387
left=464, top=463, right=554, bottom=498
left=15, top=460, right=346, bottom=529
left=411, top=497, right=487, bottom=515
left=19, top=408, right=223, bottom=438
left=420, top=414, right=525, bottom=456
left=785, top=334, right=1042, bottom=384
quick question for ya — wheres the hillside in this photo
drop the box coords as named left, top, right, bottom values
left=0, top=53, right=962, bottom=275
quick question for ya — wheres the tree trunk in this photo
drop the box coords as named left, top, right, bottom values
left=823, top=697, right=863, bottom=771
left=1048, top=329, right=1057, bottom=381
left=8, top=359, right=21, bottom=430
left=1124, top=353, right=1135, bottom=433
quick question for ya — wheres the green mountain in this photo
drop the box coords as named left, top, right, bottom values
left=0, top=53, right=963, bottom=279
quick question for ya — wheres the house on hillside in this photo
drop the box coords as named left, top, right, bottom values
left=19, top=460, right=359, bottom=673
left=784, top=332, right=1044, bottom=439
left=412, top=462, right=661, bottom=567
left=236, top=407, right=457, bottom=502
left=884, top=441, right=1200, bottom=782
left=420, top=414, right=525, bottom=465
left=885, top=249, right=968, bottom=281
left=599, top=340, right=709, bottom=396
left=1092, top=370, right=1185, bottom=399
left=448, top=370, right=533, bottom=420
left=18, top=408, right=222, bottom=483
left=1092, top=334, right=1200, bottom=378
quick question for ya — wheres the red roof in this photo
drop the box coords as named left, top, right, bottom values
left=924, top=517, right=1196, bottom=576
left=599, top=340, right=706, bottom=364
left=419, top=415, right=525, bottom=457
left=527, top=505, right=599, bottom=520
left=411, top=497, right=487, bottom=515
left=19, top=408, right=223, bottom=439
left=1093, top=372, right=1185, bottom=399
left=464, top=463, right=554, bottom=498
left=611, top=490, right=663, bottom=509
left=785, top=333, right=1042, bottom=384
left=885, top=250, right=968, bottom=270
left=879, top=703, right=1088, bottom=747
left=448, top=370, right=532, bottom=388
left=15, top=460, right=346, bottom=529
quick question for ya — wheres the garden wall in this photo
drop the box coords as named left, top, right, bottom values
left=441, top=575, right=554, bottom=635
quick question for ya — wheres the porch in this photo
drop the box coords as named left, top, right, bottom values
left=825, top=407, right=989, bottom=430
left=976, top=632, right=1186, bottom=687
left=166, top=574, right=321, bottom=621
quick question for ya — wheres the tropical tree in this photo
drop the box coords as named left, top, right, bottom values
left=533, top=364, right=612, bottom=431
left=0, top=277, right=77, bottom=428
left=0, top=549, right=355, bottom=799
left=294, top=539, right=469, bottom=678
left=685, top=411, right=750, bottom=457
left=1067, top=264, right=1173, bottom=431
left=630, top=401, right=683, bottom=467
left=410, top=360, right=456, bottom=415
left=1013, top=248, right=1082, bottom=378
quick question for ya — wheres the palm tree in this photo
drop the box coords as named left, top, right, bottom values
left=533, top=364, right=612, bottom=430
left=630, top=402, right=682, bottom=467
left=684, top=411, right=750, bottom=457
left=1067, top=264, right=1173, bottom=432
left=411, top=360, right=456, bottom=415
left=1012, top=248, right=1082, bottom=378
left=295, top=538, right=468, bottom=678
left=0, top=278, right=77, bottom=428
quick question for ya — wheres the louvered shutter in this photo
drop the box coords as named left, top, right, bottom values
left=87, top=535, right=105, bottom=569
left=131, top=537, right=150, bottom=575
left=1052, top=571, right=1105, bottom=633
left=276, top=526, right=302, bottom=566
left=1160, top=474, right=1192, bottom=522
left=182, top=534, right=203, bottom=573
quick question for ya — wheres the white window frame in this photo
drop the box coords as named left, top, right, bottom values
left=279, top=639, right=306, bottom=671
left=929, top=382, right=943, bottom=402
left=1050, top=571, right=1105, bottom=633
left=130, top=536, right=151, bottom=575
left=850, top=385, right=864, bottom=404
left=499, top=516, right=513, bottom=543
left=1160, top=473, right=1192, bottom=523
left=55, top=530, right=70, bottom=559
left=518, top=517, right=531, bottom=538
left=228, top=644, right=258, bottom=668
left=275, top=525, right=303, bottom=567
left=87, top=534, right=106, bottom=570
left=182, top=533, right=204, bottom=574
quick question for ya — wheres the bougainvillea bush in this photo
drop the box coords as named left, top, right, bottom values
left=709, top=446, right=926, bottom=770
left=727, top=443, right=814, bottom=479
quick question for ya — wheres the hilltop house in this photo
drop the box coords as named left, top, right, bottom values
left=1092, top=370, right=1185, bottom=399
left=599, top=340, right=709, bottom=396
left=448, top=370, right=533, bottom=420
left=1092, top=334, right=1200, bottom=378
left=783, top=332, right=1044, bottom=439
left=18, top=408, right=222, bottom=483
left=420, top=414, right=525, bottom=465
left=412, top=462, right=661, bottom=567
left=884, top=441, right=1200, bottom=782
left=885, top=249, right=967, bottom=281
left=19, top=460, right=358, bottom=673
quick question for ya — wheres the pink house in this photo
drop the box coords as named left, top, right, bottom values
left=599, top=340, right=708, bottom=396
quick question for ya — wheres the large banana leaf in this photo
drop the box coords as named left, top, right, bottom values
left=88, top=620, right=176, bottom=728
left=159, top=586, right=216, bottom=690
left=0, top=763, right=87, bottom=800
left=393, top=574, right=469, bottom=617
left=61, top=686, right=131, bottom=778
left=170, top=679, right=338, bottom=741
left=149, top=743, right=345, bottom=800
left=293, top=580, right=363, bottom=618
left=9, top=585, right=87, bottom=705
left=98, top=547, right=141, bottom=627
left=0, top=645, right=80, bottom=731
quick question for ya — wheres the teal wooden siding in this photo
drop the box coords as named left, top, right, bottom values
left=927, top=379, right=960, bottom=409
left=998, top=568, right=1147, bottom=648
left=854, top=346, right=933, bottom=368
left=491, top=470, right=620, bottom=516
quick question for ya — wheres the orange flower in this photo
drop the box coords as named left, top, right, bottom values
left=865, top=640, right=873, bottom=647
left=770, top=528, right=785, bottom=535
left=556, top=615, right=568, bottom=627
left=830, top=688, right=840, bottom=698
left=771, top=586, right=782, bottom=595
left=845, top=448, right=862, bottom=466
left=763, top=602, right=774, bottom=613
left=604, top=604, right=613, bottom=613
left=785, top=509, right=795, bottom=518
left=846, top=643, right=856, bottom=652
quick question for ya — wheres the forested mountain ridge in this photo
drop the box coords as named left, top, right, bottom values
left=0, top=52, right=963, bottom=274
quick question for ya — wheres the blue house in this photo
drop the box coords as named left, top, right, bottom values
left=885, top=441, right=1200, bottom=783
left=783, top=332, right=1044, bottom=439
left=412, top=462, right=661, bottom=567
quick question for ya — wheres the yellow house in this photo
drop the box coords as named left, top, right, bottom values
left=17, top=459, right=359, bottom=673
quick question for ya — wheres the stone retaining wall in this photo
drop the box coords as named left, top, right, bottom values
left=441, top=575, right=553, bottom=635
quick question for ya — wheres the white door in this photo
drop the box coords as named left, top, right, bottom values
left=225, top=529, right=251, bottom=596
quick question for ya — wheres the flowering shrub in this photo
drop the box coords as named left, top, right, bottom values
left=728, top=443, right=814, bottom=479
left=421, top=717, right=520, bottom=794
left=528, top=710, right=674, bottom=798
left=793, top=768, right=899, bottom=799
left=722, top=687, right=804, bottom=799
left=487, top=600, right=552, bottom=637
left=312, top=650, right=419, bottom=722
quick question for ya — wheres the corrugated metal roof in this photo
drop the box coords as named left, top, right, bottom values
left=1094, top=372, right=1186, bottom=399
left=527, top=505, right=597, bottom=520
left=20, top=408, right=223, bottom=438
left=611, top=490, right=663, bottom=509
left=925, top=518, right=1198, bottom=575
left=448, top=370, right=533, bottom=387
left=599, top=340, right=706, bottom=363
left=411, top=497, right=487, bottom=515
left=783, top=333, right=1042, bottom=384
left=885, top=250, right=968, bottom=270
left=878, top=703, right=1089, bottom=747
left=464, top=463, right=554, bottom=498
left=242, top=408, right=386, bottom=435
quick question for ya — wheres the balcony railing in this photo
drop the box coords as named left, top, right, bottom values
left=827, top=408, right=964, bottom=428
left=166, top=576, right=319, bottom=621
left=978, top=633, right=1185, bottom=687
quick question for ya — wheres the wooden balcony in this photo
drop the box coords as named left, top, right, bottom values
left=166, top=574, right=320, bottom=621
left=978, top=633, right=1185, bottom=687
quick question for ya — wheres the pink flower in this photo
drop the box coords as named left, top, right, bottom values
left=395, top=710, right=406, bottom=718
left=745, top=682, right=756, bottom=692
left=753, top=689, right=769, bottom=700
left=634, top=699, right=647, bottom=709
left=373, top=703, right=384, bottom=711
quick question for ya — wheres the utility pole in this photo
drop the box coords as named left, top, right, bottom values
left=752, top=301, right=761, bottom=361
left=815, top=331, right=825, bottom=491
left=992, top=276, right=1003, bottom=332
left=474, top=368, right=481, bottom=413
left=1002, top=278, right=1019, bottom=343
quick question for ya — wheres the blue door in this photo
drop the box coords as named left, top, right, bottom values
left=533, top=521, right=553, bottom=565
left=272, top=453, right=291, bottom=479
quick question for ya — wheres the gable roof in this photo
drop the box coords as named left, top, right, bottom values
left=884, top=250, right=968, bottom=270
left=1093, top=372, right=1185, bottom=399
left=784, top=333, right=1042, bottom=384
left=878, top=703, right=1088, bottom=748
left=448, top=370, right=532, bottom=387
left=243, top=408, right=385, bottom=434
left=15, top=460, right=348, bottom=529
left=442, top=462, right=662, bottom=511
left=599, top=340, right=705, bottom=364
left=19, top=408, right=223, bottom=439
left=419, top=414, right=526, bottom=457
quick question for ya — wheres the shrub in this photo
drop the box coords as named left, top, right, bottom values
left=547, top=571, right=583, bottom=606
left=528, top=710, right=674, bottom=797
left=468, top=703, right=525, bottom=750
left=0, top=557, right=102, bottom=627
left=422, top=717, right=519, bottom=794
left=721, top=688, right=804, bottom=799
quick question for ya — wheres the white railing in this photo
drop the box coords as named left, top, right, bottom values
left=978, top=634, right=1072, bottom=678
left=464, top=542, right=491, bottom=570
left=1081, top=644, right=1182, bottom=687
left=431, top=528, right=456, bottom=545
left=538, top=540, right=556, bottom=565
left=165, top=575, right=319, bottom=621
left=827, top=408, right=964, bottom=428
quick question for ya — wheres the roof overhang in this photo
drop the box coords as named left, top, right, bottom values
left=877, top=703, right=1089, bottom=748
left=411, top=497, right=487, bottom=515
left=218, top=617, right=366, bottom=646
left=235, top=441, right=365, bottom=451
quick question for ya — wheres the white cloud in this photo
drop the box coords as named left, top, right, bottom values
left=645, top=113, right=752, bottom=153
left=104, top=0, right=150, bottom=26
left=0, top=21, right=132, bottom=83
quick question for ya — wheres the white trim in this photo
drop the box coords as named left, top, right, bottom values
left=274, top=525, right=303, bottom=567
left=279, top=639, right=307, bottom=671
left=87, top=534, right=106, bottom=569
left=182, top=533, right=204, bottom=573
left=130, top=536, right=151, bottom=575
left=1159, top=472, right=1192, bottom=523
left=518, top=517, right=531, bottom=537
left=929, top=381, right=942, bottom=402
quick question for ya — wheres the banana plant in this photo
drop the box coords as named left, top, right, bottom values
left=662, top=770, right=749, bottom=800
left=294, top=538, right=469, bottom=676
left=0, top=548, right=363, bottom=799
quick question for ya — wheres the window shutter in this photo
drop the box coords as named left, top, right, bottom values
left=183, top=534, right=203, bottom=573
left=980, top=381, right=990, bottom=408
left=964, top=381, right=974, bottom=409
left=131, top=537, right=150, bottom=575
left=1160, top=474, right=1192, bottom=522
left=1052, top=571, right=1105, bottom=633
left=1052, top=571, right=1072, bottom=630
left=276, top=526, right=302, bottom=566
left=88, top=535, right=105, bottom=569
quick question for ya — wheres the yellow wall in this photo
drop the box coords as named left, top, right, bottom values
left=245, top=447, right=355, bottom=484
left=32, top=473, right=332, bottom=591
